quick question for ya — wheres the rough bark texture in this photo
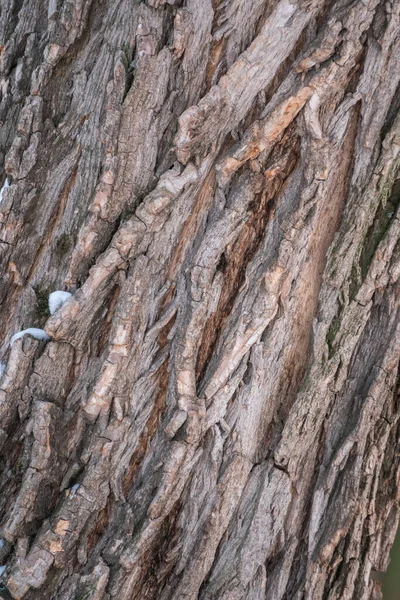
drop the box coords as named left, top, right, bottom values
left=0, top=1, right=399, bottom=599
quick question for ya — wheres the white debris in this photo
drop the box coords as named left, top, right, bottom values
left=0, top=362, right=5, bottom=380
left=69, top=483, right=80, bottom=498
left=0, top=565, right=6, bottom=577
left=0, top=178, right=9, bottom=205
left=48, top=290, right=72, bottom=315
left=10, top=328, right=50, bottom=347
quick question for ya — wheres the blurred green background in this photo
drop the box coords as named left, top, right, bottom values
left=383, top=526, right=400, bottom=599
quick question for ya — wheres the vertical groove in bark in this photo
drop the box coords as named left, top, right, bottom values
left=0, top=1, right=399, bottom=599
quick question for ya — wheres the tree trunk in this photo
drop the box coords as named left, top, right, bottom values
left=0, top=1, right=399, bottom=599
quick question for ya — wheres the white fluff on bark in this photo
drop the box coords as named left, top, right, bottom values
left=0, top=178, right=9, bottom=205
left=0, top=361, right=5, bottom=380
left=10, top=328, right=50, bottom=346
left=70, top=483, right=80, bottom=498
left=48, top=291, right=72, bottom=315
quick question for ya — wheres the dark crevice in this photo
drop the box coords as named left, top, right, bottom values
left=360, top=177, right=400, bottom=281
left=195, top=131, right=300, bottom=388
left=349, top=175, right=400, bottom=302
left=282, top=420, right=328, bottom=600
left=381, top=78, right=400, bottom=141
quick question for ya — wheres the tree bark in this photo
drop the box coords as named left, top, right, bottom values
left=0, top=1, right=399, bottom=599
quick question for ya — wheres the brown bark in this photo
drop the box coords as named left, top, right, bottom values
left=0, top=1, right=399, bottom=599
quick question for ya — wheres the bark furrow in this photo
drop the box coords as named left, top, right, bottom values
left=0, top=1, right=399, bottom=599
